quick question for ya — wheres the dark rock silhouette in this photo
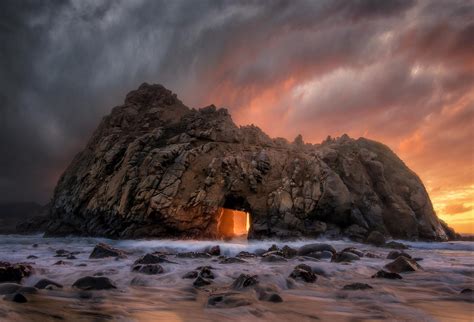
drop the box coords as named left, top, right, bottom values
left=45, top=83, right=453, bottom=241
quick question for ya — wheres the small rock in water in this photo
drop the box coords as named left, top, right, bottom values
left=198, top=266, right=215, bottom=279
left=305, top=250, right=333, bottom=260
left=365, top=252, right=381, bottom=258
left=177, top=252, right=211, bottom=259
left=207, top=293, right=252, bottom=308
left=281, top=245, right=298, bottom=258
left=343, top=283, right=373, bottom=290
left=258, top=291, right=283, bottom=303
left=34, top=279, right=63, bottom=289
left=32, top=244, right=38, bottom=248
left=384, top=241, right=408, bottom=249
left=72, top=276, right=117, bottom=290
left=261, top=254, right=287, bottom=263
left=331, top=251, right=360, bottom=263
left=4, top=293, right=27, bottom=303
left=220, top=257, right=246, bottom=264
left=89, top=243, right=126, bottom=259
left=132, top=264, right=164, bottom=275
left=53, top=260, right=69, bottom=265
left=366, top=231, right=386, bottom=246
left=387, top=251, right=411, bottom=260
left=0, top=262, right=34, bottom=283
left=27, top=255, right=38, bottom=260
left=207, top=245, right=221, bottom=256
left=341, top=247, right=364, bottom=257
left=267, top=244, right=279, bottom=252
left=289, top=264, right=317, bottom=283
left=0, top=283, right=37, bottom=295
left=193, top=276, right=212, bottom=287
left=298, top=243, right=336, bottom=256
left=371, top=270, right=402, bottom=279
left=385, top=257, right=421, bottom=273
left=231, top=274, right=258, bottom=290
left=237, top=251, right=256, bottom=258
left=66, top=254, right=77, bottom=260
left=55, top=249, right=70, bottom=257
left=182, top=271, right=198, bottom=279
left=460, top=288, right=473, bottom=294
left=134, top=253, right=172, bottom=265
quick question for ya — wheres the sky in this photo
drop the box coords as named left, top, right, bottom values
left=0, top=0, right=473, bottom=233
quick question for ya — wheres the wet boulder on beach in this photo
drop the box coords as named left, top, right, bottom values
left=231, top=274, right=258, bottom=290
left=298, top=243, right=336, bottom=256
left=331, top=251, right=360, bottom=263
left=72, top=276, right=117, bottom=290
left=134, top=253, right=173, bottom=265
left=289, top=264, right=317, bottom=283
left=371, top=270, right=402, bottom=279
left=132, top=264, right=164, bottom=275
left=0, top=262, right=34, bottom=283
left=89, top=243, right=126, bottom=259
left=34, top=279, right=63, bottom=289
left=385, top=257, right=421, bottom=273
left=387, top=250, right=411, bottom=260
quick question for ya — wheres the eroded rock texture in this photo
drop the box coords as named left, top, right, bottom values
left=45, top=83, right=451, bottom=241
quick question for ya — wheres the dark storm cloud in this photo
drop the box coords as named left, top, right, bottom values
left=0, top=0, right=472, bottom=209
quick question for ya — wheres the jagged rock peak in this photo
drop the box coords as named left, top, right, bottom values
left=45, top=83, right=454, bottom=241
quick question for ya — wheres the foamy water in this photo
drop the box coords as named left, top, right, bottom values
left=0, top=235, right=472, bottom=321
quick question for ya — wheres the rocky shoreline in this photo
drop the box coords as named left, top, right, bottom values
left=0, top=235, right=472, bottom=321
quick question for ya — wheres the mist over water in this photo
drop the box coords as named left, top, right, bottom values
left=0, top=235, right=472, bottom=321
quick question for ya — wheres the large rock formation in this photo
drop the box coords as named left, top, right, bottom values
left=45, top=83, right=452, bottom=241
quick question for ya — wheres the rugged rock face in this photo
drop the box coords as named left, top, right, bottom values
left=45, top=83, right=452, bottom=241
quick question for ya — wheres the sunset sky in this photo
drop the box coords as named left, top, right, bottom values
left=1, top=0, right=473, bottom=233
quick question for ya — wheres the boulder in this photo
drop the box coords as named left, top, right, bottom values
left=198, top=266, right=215, bottom=279
left=289, top=264, right=317, bottom=283
left=72, top=276, right=116, bottom=290
left=331, top=251, right=360, bottom=263
left=371, top=270, right=402, bottom=279
left=89, top=243, right=125, bottom=259
left=176, top=252, right=211, bottom=259
left=231, top=274, right=258, bottom=290
left=132, top=264, right=163, bottom=275
left=220, top=257, right=246, bottom=264
left=0, top=283, right=37, bottom=295
left=0, top=262, right=33, bottom=283
left=207, top=293, right=252, bottom=308
left=207, top=245, right=221, bottom=256
left=386, top=251, right=411, bottom=260
left=366, top=231, right=386, bottom=246
left=182, top=271, right=198, bottom=279
left=281, top=245, right=298, bottom=258
left=384, top=257, right=421, bottom=273
left=237, top=251, right=256, bottom=258
left=34, top=279, right=63, bottom=289
left=4, top=293, right=28, bottom=303
left=134, top=253, right=172, bottom=265
left=43, top=83, right=454, bottom=241
left=305, top=250, right=333, bottom=260
left=261, top=255, right=287, bottom=263
left=193, top=276, right=212, bottom=287
left=384, top=241, right=409, bottom=249
left=341, top=247, right=364, bottom=257
left=298, top=244, right=336, bottom=256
